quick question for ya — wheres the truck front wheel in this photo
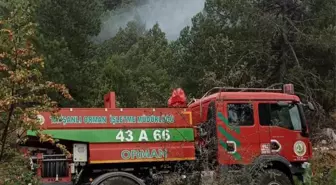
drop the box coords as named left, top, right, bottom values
left=91, top=172, right=145, bottom=185
left=254, top=169, right=293, bottom=185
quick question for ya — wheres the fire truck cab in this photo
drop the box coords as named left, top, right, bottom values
left=188, top=84, right=314, bottom=184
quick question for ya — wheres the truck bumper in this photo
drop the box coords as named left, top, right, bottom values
left=290, top=162, right=310, bottom=174
left=290, top=162, right=311, bottom=184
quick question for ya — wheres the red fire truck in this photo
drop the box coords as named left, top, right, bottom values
left=21, top=84, right=314, bottom=185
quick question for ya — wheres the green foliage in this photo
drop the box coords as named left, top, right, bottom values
left=15, top=0, right=333, bottom=116
left=89, top=22, right=173, bottom=107
left=169, top=0, right=276, bottom=97
left=0, top=0, right=71, bottom=183
left=99, top=21, right=146, bottom=56
left=295, top=149, right=336, bottom=185
left=0, top=149, right=41, bottom=185
left=102, top=0, right=142, bottom=11
left=34, top=0, right=104, bottom=107
left=169, top=0, right=336, bottom=113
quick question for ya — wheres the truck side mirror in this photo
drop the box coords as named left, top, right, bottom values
left=307, top=102, right=315, bottom=111
left=277, top=101, right=289, bottom=107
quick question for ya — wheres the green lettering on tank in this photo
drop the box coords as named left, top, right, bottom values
left=121, top=149, right=168, bottom=160
left=136, top=115, right=175, bottom=124
left=84, top=116, right=106, bottom=124
left=50, top=116, right=82, bottom=125
left=47, top=114, right=176, bottom=125
left=121, top=150, right=130, bottom=160
left=140, top=150, right=150, bottom=158
left=109, top=116, right=137, bottom=124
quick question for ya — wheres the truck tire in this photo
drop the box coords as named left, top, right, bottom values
left=254, top=169, right=293, bottom=185
left=91, top=172, right=145, bottom=185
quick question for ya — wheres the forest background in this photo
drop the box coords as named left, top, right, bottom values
left=0, top=0, right=336, bottom=184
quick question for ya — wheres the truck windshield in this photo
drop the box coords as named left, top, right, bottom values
left=258, top=103, right=303, bottom=131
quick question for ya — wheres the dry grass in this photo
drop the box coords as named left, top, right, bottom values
left=310, top=147, right=336, bottom=184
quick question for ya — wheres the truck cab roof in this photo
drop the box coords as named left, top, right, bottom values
left=189, top=91, right=300, bottom=108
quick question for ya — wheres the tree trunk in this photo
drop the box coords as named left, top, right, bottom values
left=0, top=104, right=14, bottom=161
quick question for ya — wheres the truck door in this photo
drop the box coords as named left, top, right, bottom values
left=257, top=101, right=310, bottom=162
left=217, top=101, right=260, bottom=165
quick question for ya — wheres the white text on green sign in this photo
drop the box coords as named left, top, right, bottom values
left=116, top=129, right=171, bottom=142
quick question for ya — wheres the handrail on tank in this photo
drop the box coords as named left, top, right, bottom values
left=200, top=86, right=283, bottom=99
left=187, top=83, right=287, bottom=116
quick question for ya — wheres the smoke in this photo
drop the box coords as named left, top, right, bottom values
left=95, top=0, right=205, bottom=42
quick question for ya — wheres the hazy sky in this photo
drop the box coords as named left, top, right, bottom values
left=95, top=0, right=205, bottom=42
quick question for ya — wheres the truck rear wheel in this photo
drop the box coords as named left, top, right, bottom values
left=254, top=169, right=293, bottom=185
left=91, top=172, right=145, bottom=185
